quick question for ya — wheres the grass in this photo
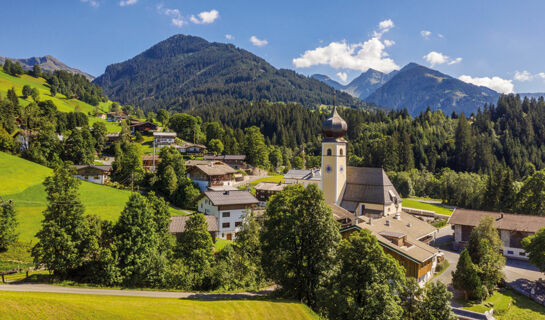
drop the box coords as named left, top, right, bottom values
left=249, top=175, right=284, bottom=187
left=214, top=239, right=231, bottom=252
left=0, top=69, right=118, bottom=132
left=402, top=198, right=453, bottom=216
left=462, top=289, right=545, bottom=319
left=433, top=260, right=449, bottom=278
left=0, top=291, right=318, bottom=320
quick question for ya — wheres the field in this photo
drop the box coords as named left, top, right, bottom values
left=401, top=198, right=453, bottom=216
left=248, top=175, right=284, bottom=187
left=0, top=291, right=318, bottom=320
left=0, top=68, right=119, bottom=133
left=463, top=289, right=545, bottom=320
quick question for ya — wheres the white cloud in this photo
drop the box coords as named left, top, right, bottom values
left=423, top=51, right=462, bottom=67
left=190, top=9, right=219, bottom=24
left=337, top=72, right=348, bottom=83
left=448, top=57, right=462, bottom=65
left=292, top=20, right=399, bottom=73
left=538, top=73, right=545, bottom=79
left=514, top=70, right=533, bottom=82
left=157, top=5, right=186, bottom=27
left=225, top=34, right=234, bottom=40
left=438, top=33, right=444, bottom=39
left=81, top=0, right=99, bottom=7
left=459, top=75, right=514, bottom=93
left=119, top=0, right=137, bottom=6
left=250, top=36, right=268, bottom=47
left=420, top=30, right=431, bottom=39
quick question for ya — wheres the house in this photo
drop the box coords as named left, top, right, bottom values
left=197, top=190, right=259, bottom=240
left=185, top=159, right=224, bottom=169
left=95, top=112, right=107, bottom=120
left=153, top=132, right=177, bottom=147
left=284, top=169, right=322, bottom=187
left=74, top=165, right=112, bottom=184
left=186, top=162, right=237, bottom=191
left=169, top=215, right=219, bottom=241
left=319, top=107, right=439, bottom=284
left=449, top=208, right=545, bottom=260
left=175, top=142, right=207, bottom=155
left=203, top=155, right=247, bottom=169
left=13, top=130, right=36, bottom=151
left=142, top=154, right=160, bottom=171
left=107, top=112, right=129, bottom=123
left=130, top=121, right=158, bottom=134
left=106, top=132, right=121, bottom=145
left=254, top=182, right=286, bottom=206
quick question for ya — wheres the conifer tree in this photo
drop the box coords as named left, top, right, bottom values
left=0, top=200, right=17, bottom=250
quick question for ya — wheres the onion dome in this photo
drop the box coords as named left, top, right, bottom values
left=322, top=107, right=347, bottom=139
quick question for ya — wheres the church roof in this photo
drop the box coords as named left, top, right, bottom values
left=340, top=167, right=401, bottom=211
left=322, top=107, right=347, bottom=141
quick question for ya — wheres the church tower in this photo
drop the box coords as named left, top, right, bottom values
left=321, top=107, right=347, bottom=205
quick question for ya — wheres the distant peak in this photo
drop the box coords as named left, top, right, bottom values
left=401, top=62, right=423, bottom=71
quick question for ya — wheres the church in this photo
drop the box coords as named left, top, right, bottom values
left=320, top=108, right=439, bottom=284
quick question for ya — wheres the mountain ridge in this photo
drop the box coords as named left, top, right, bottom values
left=0, top=55, right=94, bottom=81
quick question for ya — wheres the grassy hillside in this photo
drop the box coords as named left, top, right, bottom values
left=0, top=68, right=120, bottom=133
left=0, top=291, right=318, bottom=320
left=0, top=152, right=182, bottom=242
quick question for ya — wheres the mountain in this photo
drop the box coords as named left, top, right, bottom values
left=311, top=74, right=344, bottom=90
left=0, top=55, right=94, bottom=81
left=93, top=34, right=366, bottom=111
left=366, top=63, right=500, bottom=115
left=518, top=93, right=545, bottom=100
left=343, top=68, right=397, bottom=99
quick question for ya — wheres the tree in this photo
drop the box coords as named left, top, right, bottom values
left=207, top=138, right=224, bottom=155
left=156, top=108, right=169, bottom=126
left=7, top=87, right=18, bottom=106
left=399, top=278, right=422, bottom=320
left=467, top=216, right=505, bottom=291
left=516, top=170, right=545, bottom=216
left=522, top=227, right=545, bottom=272
left=169, top=113, right=204, bottom=143
left=114, top=194, right=163, bottom=287
left=91, top=121, right=107, bottom=154
left=454, top=113, right=475, bottom=171
left=261, top=184, right=341, bottom=308
left=112, top=142, right=144, bottom=186
left=62, top=128, right=95, bottom=164
left=110, top=102, right=121, bottom=113
left=0, top=200, right=17, bottom=251
left=327, top=229, right=404, bottom=320
left=419, top=281, right=456, bottom=320
left=243, top=126, right=270, bottom=169
left=31, top=88, right=39, bottom=102
left=175, top=213, right=214, bottom=288
left=31, top=165, right=90, bottom=277
left=32, top=64, right=42, bottom=78
left=234, top=211, right=264, bottom=288
left=452, top=249, right=484, bottom=301
left=22, top=85, right=32, bottom=99
left=50, top=86, right=57, bottom=97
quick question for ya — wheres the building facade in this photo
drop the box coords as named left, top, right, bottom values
left=74, top=165, right=112, bottom=184
left=153, top=132, right=177, bottom=147
left=187, top=162, right=237, bottom=191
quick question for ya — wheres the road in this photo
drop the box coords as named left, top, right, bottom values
left=0, top=283, right=272, bottom=299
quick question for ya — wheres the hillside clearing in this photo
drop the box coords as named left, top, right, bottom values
left=0, top=291, right=318, bottom=320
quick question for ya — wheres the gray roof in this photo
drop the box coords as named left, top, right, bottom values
left=203, top=190, right=258, bottom=206
left=340, top=167, right=401, bottom=208
left=74, top=165, right=112, bottom=172
left=189, top=163, right=237, bottom=176
left=254, top=182, right=286, bottom=192
left=284, top=169, right=321, bottom=181
left=169, top=215, right=218, bottom=233
left=204, top=155, right=246, bottom=161
left=153, top=132, right=177, bottom=137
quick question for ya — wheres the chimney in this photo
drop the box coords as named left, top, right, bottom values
left=369, top=217, right=373, bottom=225
left=496, top=213, right=504, bottom=221
left=224, top=191, right=230, bottom=195
left=407, top=222, right=412, bottom=228
left=395, top=211, right=401, bottom=220
left=386, top=220, right=390, bottom=226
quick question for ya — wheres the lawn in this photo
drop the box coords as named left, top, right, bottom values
left=463, top=289, right=545, bottom=320
left=214, top=239, right=231, bottom=252
left=401, top=198, right=453, bottom=216
left=249, top=175, right=284, bottom=187
left=0, top=291, right=318, bottom=320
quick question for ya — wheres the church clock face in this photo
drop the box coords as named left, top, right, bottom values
left=326, top=165, right=332, bottom=173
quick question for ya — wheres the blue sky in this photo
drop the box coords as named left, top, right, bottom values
left=2, top=0, right=545, bottom=93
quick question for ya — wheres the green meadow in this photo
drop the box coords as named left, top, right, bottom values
left=0, top=291, right=318, bottom=320
left=401, top=198, right=453, bottom=216
left=463, top=289, right=545, bottom=320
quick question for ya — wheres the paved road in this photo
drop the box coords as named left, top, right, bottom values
left=0, top=283, right=272, bottom=299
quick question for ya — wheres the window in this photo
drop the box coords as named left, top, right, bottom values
left=222, top=222, right=230, bottom=228
left=507, top=250, right=514, bottom=255
left=235, top=221, right=242, bottom=227
left=327, top=148, right=332, bottom=156
left=340, top=148, right=343, bottom=156
left=222, top=212, right=230, bottom=218
left=519, top=251, right=526, bottom=256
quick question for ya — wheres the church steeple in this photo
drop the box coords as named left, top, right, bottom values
left=321, top=106, right=347, bottom=205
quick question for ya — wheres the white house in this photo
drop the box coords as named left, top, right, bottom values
left=197, top=190, right=258, bottom=240
left=74, top=165, right=112, bottom=184
left=153, top=132, right=177, bottom=147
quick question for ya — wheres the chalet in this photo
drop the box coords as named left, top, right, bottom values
left=74, top=165, right=112, bottom=184
left=284, top=169, right=322, bottom=187
left=186, top=162, right=237, bottom=191
left=95, top=113, right=107, bottom=120
left=142, top=154, right=160, bottom=171
left=107, top=112, right=129, bottom=123
left=254, top=182, right=286, bottom=206
left=130, top=121, right=158, bottom=134
left=153, top=132, right=177, bottom=147
left=185, top=159, right=224, bottom=169
left=320, top=108, right=439, bottom=284
left=169, top=215, right=219, bottom=241
left=175, top=142, right=207, bottom=155
left=197, top=190, right=259, bottom=240
left=203, top=155, right=247, bottom=169
left=106, top=132, right=121, bottom=145
left=449, top=208, right=545, bottom=260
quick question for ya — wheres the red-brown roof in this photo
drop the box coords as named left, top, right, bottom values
left=169, top=215, right=218, bottom=233
left=448, top=208, right=545, bottom=233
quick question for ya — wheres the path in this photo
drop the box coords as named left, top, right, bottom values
left=0, top=283, right=273, bottom=299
